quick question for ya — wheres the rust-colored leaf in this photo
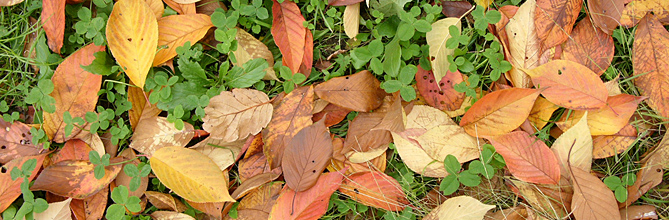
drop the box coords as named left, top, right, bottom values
left=312, top=103, right=351, bottom=127
left=106, top=0, right=159, bottom=88
left=619, top=205, right=658, bottom=220
left=269, top=171, right=343, bottom=220
left=329, top=137, right=387, bottom=175
left=239, top=151, right=271, bottom=183
left=522, top=60, right=608, bottom=110
left=50, top=139, right=91, bottom=165
left=263, top=86, right=314, bottom=169
left=570, top=166, right=621, bottom=220
left=534, top=0, right=582, bottom=49
left=43, top=44, right=105, bottom=142
left=588, top=0, right=624, bottom=34
left=282, top=119, right=333, bottom=192
left=459, top=88, right=541, bottom=137
left=31, top=158, right=123, bottom=199
left=593, top=123, right=637, bottom=159
left=163, top=0, right=196, bottom=14
left=128, top=86, right=161, bottom=130
left=41, top=0, right=65, bottom=53
left=0, top=154, right=47, bottom=213
left=633, top=14, right=669, bottom=121
left=231, top=168, right=282, bottom=200
left=169, top=0, right=199, bottom=5
left=557, top=94, right=646, bottom=135
left=203, top=89, right=272, bottom=143
left=562, top=17, right=615, bottom=75
left=314, top=70, right=386, bottom=112
left=0, top=120, right=42, bottom=164
left=145, top=191, right=188, bottom=212
left=620, top=0, right=669, bottom=27
left=271, top=0, right=307, bottom=73
left=129, top=116, right=194, bottom=156
left=339, top=171, right=410, bottom=211
left=527, top=96, right=559, bottom=130
left=490, top=131, right=561, bottom=184
left=414, top=65, right=465, bottom=111
left=153, top=14, right=213, bottom=66
left=342, top=95, right=396, bottom=153
left=69, top=187, right=108, bottom=220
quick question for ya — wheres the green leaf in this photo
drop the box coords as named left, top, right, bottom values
left=398, top=65, right=417, bottom=85
left=439, top=175, right=459, bottom=195
left=124, top=164, right=139, bottom=177
left=125, top=196, right=141, bottom=212
left=603, top=176, right=622, bottom=190
left=396, top=22, right=415, bottom=41
left=293, top=73, right=307, bottom=84
left=413, top=20, right=432, bottom=33
left=112, top=185, right=129, bottom=204
left=459, top=170, right=481, bottom=187
left=226, top=58, right=267, bottom=88
left=381, top=80, right=402, bottom=93
left=368, top=39, right=384, bottom=57
left=32, top=198, right=48, bottom=213
left=622, top=173, right=636, bottom=186
left=129, top=177, right=141, bottom=192
left=468, top=160, right=485, bottom=174
left=228, top=202, right=239, bottom=218
left=81, top=51, right=115, bottom=76
left=399, top=86, right=416, bottom=101
left=370, top=58, right=383, bottom=75
left=443, top=155, right=461, bottom=175
left=614, top=186, right=627, bottom=203
left=94, top=165, right=106, bottom=180
left=179, top=60, right=211, bottom=86
left=105, top=204, right=126, bottom=220
left=156, top=82, right=208, bottom=112
left=383, top=39, right=401, bottom=77
left=89, top=151, right=101, bottom=165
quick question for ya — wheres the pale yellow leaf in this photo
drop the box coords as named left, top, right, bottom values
left=605, top=77, right=622, bottom=96
left=343, top=3, right=360, bottom=39
left=406, top=105, right=456, bottom=130
left=191, top=137, right=244, bottom=171
left=415, top=124, right=479, bottom=164
left=151, top=211, right=196, bottom=220
left=346, top=144, right=387, bottom=163
left=33, top=198, right=72, bottom=220
left=233, top=28, right=278, bottom=80
left=505, top=0, right=539, bottom=88
left=202, top=89, right=272, bottom=142
left=552, top=112, right=592, bottom=175
left=426, top=18, right=461, bottom=81
left=170, top=0, right=200, bottom=5
left=424, top=196, right=495, bottom=220
left=129, top=116, right=194, bottom=156
left=391, top=131, right=446, bottom=177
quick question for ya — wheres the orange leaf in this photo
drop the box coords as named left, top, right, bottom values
left=69, top=187, right=107, bottom=220
left=557, top=94, right=646, bottom=135
left=593, top=123, right=637, bottom=159
left=153, top=14, right=213, bottom=66
left=271, top=0, right=307, bottom=73
left=338, top=171, right=411, bottom=211
left=0, top=154, right=47, bottom=213
left=633, top=14, right=669, bottom=121
left=145, top=0, right=164, bottom=18
left=31, top=158, right=123, bottom=199
left=127, top=86, right=161, bottom=130
left=163, top=0, right=196, bottom=14
left=0, top=120, right=42, bottom=164
left=534, top=0, right=582, bottom=49
left=620, top=0, right=669, bottom=27
left=490, top=131, right=561, bottom=184
left=522, top=60, right=608, bottom=110
left=281, top=119, right=333, bottom=192
left=414, top=65, right=465, bottom=111
left=50, top=139, right=91, bottom=164
left=459, top=88, right=541, bottom=137
left=527, top=96, right=558, bottom=130
left=312, top=103, right=351, bottom=127
left=106, top=0, right=159, bottom=88
left=43, top=44, right=105, bottom=142
left=314, top=70, right=386, bottom=112
left=269, top=171, right=343, bottom=220
left=298, top=28, right=314, bottom=77
left=263, top=86, right=314, bottom=169
left=40, top=0, right=65, bottom=53
left=562, top=17, right=615, bottom=75
left=588, top=0, right=624, bottom=34
left=570, top=166, right=621, bottom=220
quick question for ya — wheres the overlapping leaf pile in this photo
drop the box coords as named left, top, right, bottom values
left=2, top=0, right=669, bottom=219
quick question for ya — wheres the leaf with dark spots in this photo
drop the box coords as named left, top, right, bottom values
left=415, top=65, right=465, bottom=111
left=281, top=119, right=333, bottom=192
left=314, top=70, right=387, bottom=112
left=31, top=157, right=123, bottom=199
left=0, top=120, right=42, bottom=164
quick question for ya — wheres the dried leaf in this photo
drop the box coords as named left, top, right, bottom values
left=619, top=205, right=658, bottom=220
left=490, top=131, right=561, bottom=184
left=169, top=0, right=200, bottom=5
left=153, top=14, right=213, bottom=66
left=239, top=152, right=271, bottom=183
left=314, top=70, right=386, bottom=112
left=191, top=138, right=244, bottom=171
left=41, top=0, right=65, bottom=53
left=343, top=3, right=360, bottom=39
left=50, top=139, right=91, bottom=165
left=534, top=0, right=583, bottom=49
left=510, top=179, right=572, bottom=218
left=31, top=158, right=123, bottom=199
left=346, top=145, right=387, bottom=163
left=282, top=119, right=333, bottom=192
left=146, top=0, right=165, bottom=18
left=269, top=171, right=343, bottom=220
left=233, top=28, right=278, bottom=80
left=593, top=123, right=637, bottom=159
left=128, top=86, right=161, bottom=130
left=43, top=44, right=105, bottom=142
left=459, top=88, right=541, bottom=137
left=188, top=200, right=224, bottom=219
left=606, top=77, right=623, bottom=96
left=145, top=191, right=188, bottom=212
left=0, top=0, right=24, bottom=6
left=426, top=17, right=461, bottom=80
left=562, top=17, right=615, bottom=75
left=0, top=120, right=41, bottom=164
left=0, top=154, right=47, bottom=213
left=622, top=164, right=663, bottom=207
left=163, top=0, right=196, bottom=14
left=231, top=169, right=282, bottom=199
left=588, top=0, right=624, bottom=34
left=33, top=198, right=72, bottom=220
left=339, top=171, right=410, bottom=211
left=633, top=14, right=669, bottom=121
left=271, top=0, right=307, bottom=73
left=552, top=113, right=592, bottom=175
left=202, top=89, right=272, bottom=142
left=527, top=96, right=559, bottom=130
left=570, top=166, right=621, bottom=220
left=414, top=65, right=466, bottom=111
left=440, top=1, right=472, bottom=18
left=557, top=94, right=646, bottom=135
left=106, top=0, right=159, bottom=88
left=150, top=146, right=235, bottom=203
left=328, top=0, right=362, bottom=6
left=311, top=103, right=351, bottom=127
left=129, top=116, right=194, bottom=156
left=236, top=181, right=282, bottom=217
left=70, top=187, right=108, bottom=220
left=423, top=196, right=495, bottom=220
left=522, top=60, right=608, bottom=110
left=620, top=0, right=669, bottom=27
left=151, top=211, right=196, bottom=220
left=506, top=0, right=540, bottom=88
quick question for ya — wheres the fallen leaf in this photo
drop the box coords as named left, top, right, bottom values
left=622, top=164, right=663, bottom=207
left=552, top=112, right=592, bottom=175
left=272, top=0, right=307, bottom=73
left=423, top=196, right=495, bottom=220
left=0, top=120, right=42, bottom=164
left=339, top=171, right=410, bottom=211
left=145, top=0, right=164, bottom=18
left=150, top=146, right=235, bottom=203
left=43, top=44, right=105, bottom=142
left=231, top=169, right=282, bottom=199
left=129, top=116, right=194, bottom=156
left=153, top=14, right=213, bottom=66
left=341, top=95, right=395, bottom=153
left=0, top=0, right=24, bottom=6
left=33, top=197, right=72, bottom=220
left=0, top=154, right=47, bottom=213
left=269, top=171, right=343, bottom=220
left=562, top=17, right=615, bottom=75
left=263, top=86, right=314, bottom=169
left=527, top=96, right=559, bottom=130
left=188, top=200, right=224, bottom=219
left=485, top=207, right=529, bottom=220
left=69, top=187, right=108, bottom=220
left=114, top=149, right=148, bottom=198
left=588, top=0, right=624, bottom=34
left=343, top=3, right=360, bottom=39
left=406, top=104, right=453, bottom=130
left=534, top=0, right=583, bottom=49
left=505, top=0, right=540, bottom=88
left=202, top=88, right=272, bottom=142
left=40, top=0, right=64, bottom=53
left=459, top=88, right=541, bottom=137
left=169, top=0, right=200, bottom=5
left=556, top=94, right=646, bottom=135
left=31, top=158, right=123, bottom=199
left=297, top=29, right=314, bottom=77
left=346, top=145, right=387, bottom=163
left=620, top=0, right=669, bottom=27
left=633, top=14, right=669, bottom=121
left=128, top=86, right=161, bottom=130
left=311, top=103, right=351, bottom=127
left=426, top=17, right=461, bottom=80
left=282, top=119, right=333, bottom=192
left=145, top=191, right=188, bottom=212
left=641, top=132, right=669, bottom=168
left=196, top=0, right=226, bottom=15
left=151, top=211, right=196, bottom=220
left=329, top=137, right=387, bottom=175
left=239, top=152, right=271, bottom=182
left=606, top=77, right=623, bottom=96
left=50, top=139, right=91, bottom=165
left=593, top=123, right=637, bottom=159
left=191, top=137, right=244, bottom=171
left=106, top=0, right=159, bottom=88
left=619, top=205, right=658, bottom=220
left=314, top=70, right=387, bottom=112
left=490, top=131, right=561, bottom=184
left=440, top=0, right=472, bottom=18
left=163, top=0, right=196, bottom=14
left=328, top=0, right=362, bottom=6
left=233, top=28, right=278, bottom=80
left=509, top=179, right=572, bottom=218
left=570, top=166, right=621, bottom=220
left=414, top=65, right=466, bottom=111
left=522, top=60, right=608, bottom=110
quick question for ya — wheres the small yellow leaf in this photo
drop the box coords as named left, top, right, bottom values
left=426, top=18, right=461, bottom=81
left=552, top=112, right=592, bottom=175
left=424, top=196, right=495, bottom=220
left=343, top=3, right=360, bottom=39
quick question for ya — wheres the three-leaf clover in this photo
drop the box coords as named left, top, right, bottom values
left=106, top=185, right=141, bottom=220
left=122, top=162, right=151, bottom=191
left=380, top=65, right=417, bottom=102
left=279, top=66, right=306, bottom=93
left=604, top=173, right=636, bottom=203
left=89, top=151, right=111, bottom=179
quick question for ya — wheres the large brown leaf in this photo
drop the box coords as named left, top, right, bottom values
left=633, top=14, right=669, bottom=121
left=459, top=88, right=541, bottom=137
left=314, top=70, right=386, bottom=112
left=41, top=0, right=65, bottom=53
left=202, top=89, right=272, bottom=142
left=414, top=65, right=465, bottom=111
left=31, top=158, right=123, bottom=199
left=269, top=171, right=343, bottom=220
left=534, top=0, right=583, bottom=49
left=339, top=171, right=410, bottom=211
left=153, top=14, right=213, bottom=66
left=263, top=86, right=314, bottom=169
left=562, top=17, right=615, bottom=75
left=0, top=120, right=42, bottom=164
left=588, top=0, right=624, bottom=34
left=0, top=154, right=47, bottom=213
left=43, top=44, right=105, bottom=142
left=282, top=119, right=333, bottom=192
left=271, top=0, right=306, bottom=73
left=490, top=131, right=561, bottom=185
left=570, top=166, right=621, bottom=220
left=129, top=116, right=194, bottom=156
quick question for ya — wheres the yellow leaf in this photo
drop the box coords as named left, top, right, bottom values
left=505, top=0, right=539, bottom=88
left=527, top=96, right=558, bottom=130
left=129, top=116, right=194, bottom=156
left=343, top=3, right=360, bottom=39
left=150, top=146, right=235, bottom=203
left=153, top=14, right=213, bottom=66
left=426, top=18, right=461, bottom=81
left=106, top=0, right=159, bottom=88
left=473, top=0, right=493, bottom=9
left=552, top=112, right=592, bottom=175
left=233, top=28, right=278, bottom=80
left=423, top=196, right=495, bottom=220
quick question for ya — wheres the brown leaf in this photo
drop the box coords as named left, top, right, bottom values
left=271, top=0, right=307, bottom=73
left=43, top=44, right=105, bottom=142
left=620, top=0, right=669, bottom=27
left=203, top=89, right=272, bottom=142
left=191, top=137, right=245, bottom=171
left=128, top=86, right=161, bottom=130
left=154, top=14, right=213, bottom=66
left=263, top=86, right=314, bottom=169
left=129, top=116, right=194, bottom=156
left=633, top=14, right=669, bottom=121
left=145, top=191, right=188, bottom=212
left=70, top=187, right=108, bottom=220
left=239, top=151, right=271, bottom=182
left=196, top=0, right=226, bottom=15
left=588, top=0, right=624, bottom=34
left=619, top=205, right=658, bottom=220
left=269, top=171, right=343, bottom=220
left=41, top=0, right=65, bottom=53
left=312, top=103, right=351, bottom=127
left=231, top=168, right=282, bottom=199
left=327, top=0, right=362, bottom=6
left=440, top=0, right=473, bottom=18
left=621, top=164, right=663, bottom=207
left=230, top=181, right=282, bottom=219
left=593, top=123, right=637, bottom=159
left=282, top=119, right=333, bottom=192
left=31, top=158, right=123, bottom=199
left=459, top=88, right=541, bottom=137
left=0, top=120, right=42, bottom=164
left=414, top=65, right=466, bottom=111
left=188, top=200, right=224, bottom=219
left=562, top=17, right=615, bottom=75
left=570, top=166, right=621, bottom=220
left=50, top=139, right=91, bottom=165
left=490, top=131, right=561, bottom=184
left=339, top=171, right=410, bottom=211
left=151, top=211, right=196, bottom=220
left=510, top=179, right=572, bottom=219
left=0, top=154, right=47, bottom=213
left=534, top=0, right=583, bottom=49
left=315, top=70, right=386, bottom=112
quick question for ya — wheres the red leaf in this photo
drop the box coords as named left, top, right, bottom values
left=298, top=28, right=314, bottom=77
left=440, top=0, right=473, bottom=18
left=282, top=119, right=333, bottom=192
left=490, top=131, right=561, bottom=185
left=415, top=65, right=465, bottom=111
left=338, top=171, right=411, bottom=211
left=314, top=70, right=387, bottom=112
left=0, top=154, right=47, bottom=213
left=269, top=171, right=344, bottom=220
left=271, top=0, right=307, bottom=73
left=41, top=0, right=65, bottom=53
